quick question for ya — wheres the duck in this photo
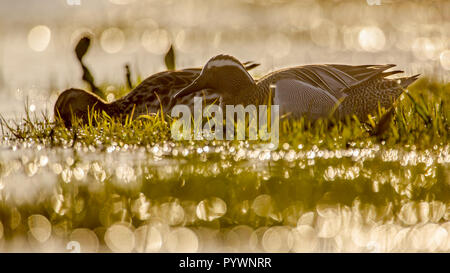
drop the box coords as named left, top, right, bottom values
left=174, top=54, right=419, bottom=121
left=54, top=61, right=260, bottom=127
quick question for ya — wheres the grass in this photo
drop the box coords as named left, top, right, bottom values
left=1, top=77, right=448, bottom=150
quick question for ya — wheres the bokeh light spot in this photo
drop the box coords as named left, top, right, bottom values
left=440, top=50, right=450, bottom=70
left=28, top=25, right=51, bottom=52
left=358, top=26, right=385, bottom=52
left=166, top=227, right=199, bottom=253
left=412, top=37, right=437, bottom=60
left=28, top=214, right=52, bottom=243
left=141, top=29, right=170, bottom=54
left=100, top=27, right=125, bottom=54
left=105, top=223, right=135, bottom=252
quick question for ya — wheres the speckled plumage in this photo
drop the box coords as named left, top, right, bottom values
left=174, top=54, right=419, bottom=121
left=54, top=68, right=217, bottom=127
left=114, top=68, right=217, bottom=116
left=54, top=61, right=259, bottom=127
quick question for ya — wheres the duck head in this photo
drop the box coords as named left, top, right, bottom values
left=54, top=88, right=107, bottom=128
left=174, top=55, right=256, bottom=105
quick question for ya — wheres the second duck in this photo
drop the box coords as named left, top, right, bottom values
left=174, top=54, right=419, bottom=121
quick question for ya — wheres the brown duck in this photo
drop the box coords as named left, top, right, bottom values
left=54, top=62, right=259, bottom=127
left=174, top=54, right=419, bottom=121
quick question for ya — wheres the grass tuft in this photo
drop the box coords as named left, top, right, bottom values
left=1, top=77, right=448, bottom=150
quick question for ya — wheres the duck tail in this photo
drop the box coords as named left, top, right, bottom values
left=399, top=74, right=420, bottom=89
left=242, top=61, right=260, bottom=71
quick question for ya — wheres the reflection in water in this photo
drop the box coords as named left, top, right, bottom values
left=196, top=197, right=227, bottom=221
left=0, top=142, right=448, bottom=252
left=28, top=214, right=52, bottom=243
left=70, top=228, right=99, bottom=253
left=105, top=223, right=135, bottom=253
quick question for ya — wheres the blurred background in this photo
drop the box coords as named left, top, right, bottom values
left=0, top=0, right=449, bottom=117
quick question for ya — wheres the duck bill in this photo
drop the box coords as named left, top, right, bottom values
left=174, top=78, right=208, bottom=99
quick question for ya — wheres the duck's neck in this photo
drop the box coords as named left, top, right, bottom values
left=253, top=83, right=273, bottom=105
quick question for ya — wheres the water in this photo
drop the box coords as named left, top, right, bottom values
left=0, top=140, right=448, bottom=252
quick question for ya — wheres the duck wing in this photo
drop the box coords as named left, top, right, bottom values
left=273, top=78, right=341, bottom=120
left=323, top=64, right=413, bottom=94
left=259, top=64, right=401, bottom=100
left=123, top=61, right=260, bottom=102
left=258, top=64, right=419, bottom=121
left=120, top=61, right=260, bottom=115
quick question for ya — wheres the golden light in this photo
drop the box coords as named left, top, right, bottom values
left=70, top=28, right=94, bottom=46
left=291, top=225, right=318, bottom=252
left=115, top=164, right=136, bottom=183
left=315, top=205, right=341, bottom=238
left=412, top=38, right=437, bottom=60
left=106, top=93, right=116, bottom=102
left=174, top=30, right=186, bottom=51
left=109, top=0, right=135, bottom=5
left=196, top=197, right=227, bottom=221
left=251, top=194, right=275, bottom=218
left=159, top=202, right=185, bottom=226
left=141, top=29, right=170, bottom=54
left=358, top=26, right=386, bottom=52
left=134, top=225, right=162, bottom=253
left=100, top=27, right=125, bottom=54
left=70, top=228, right=99, bottom=253
left=28, top=25, right=51, bottom=52
left=104, top=223, right=135, bottom=252
left=262, top=226, right=294, bottom=252
left=28, top=214, right=52, bottom=243
left=297, top=211, right=315, bottom=226
left=266, top=33, right=291, bottom=59
left=289, top=1, right=323, bottom=31
left=310, top=20, right=338, bottom=48
left=166, top=227, right=199, bottom=253
left=440, top=50, right=450, bottom=70
left=0, top=221, right=3, bottom=241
